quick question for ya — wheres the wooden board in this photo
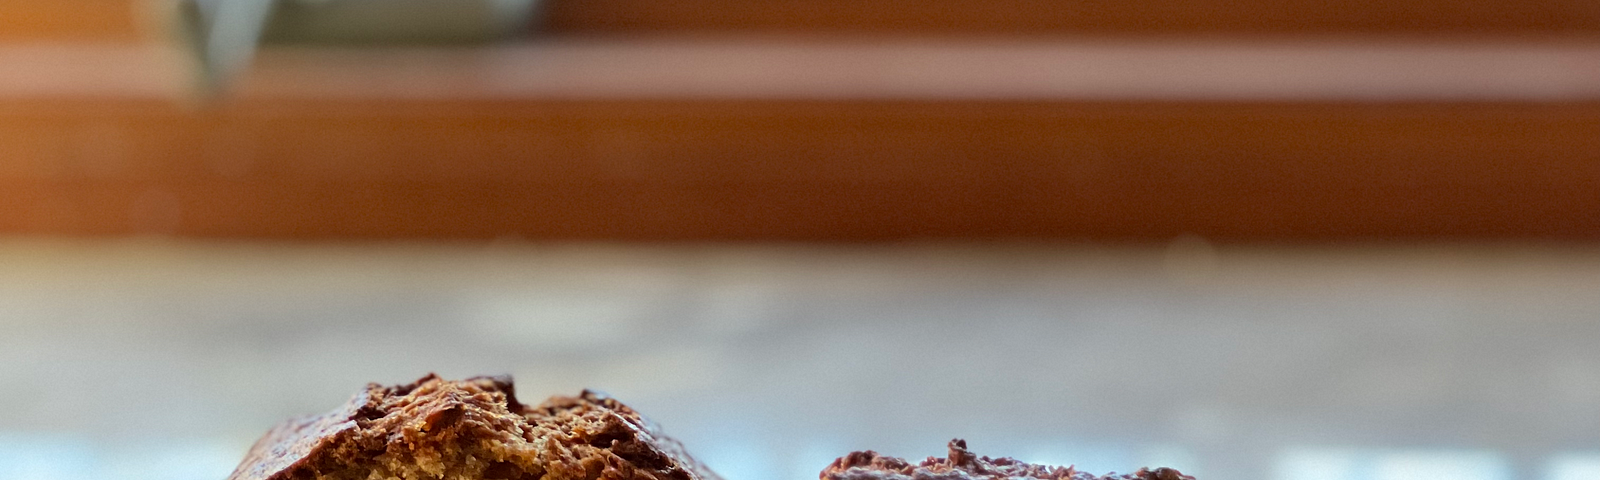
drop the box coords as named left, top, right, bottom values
left=2, top=99, right=1596, bottom=241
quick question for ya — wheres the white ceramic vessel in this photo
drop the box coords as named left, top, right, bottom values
left=166, top=0, right=541, bottom=93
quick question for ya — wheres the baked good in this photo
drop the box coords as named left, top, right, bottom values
left=821, top=439, right=1193, bottom=480
left=227, top=374, right=721, bottom=480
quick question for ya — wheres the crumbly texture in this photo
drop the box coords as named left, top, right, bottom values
left=821, top=440, right=1193, bottom=480
left=227, top=374, right=721, bottom=480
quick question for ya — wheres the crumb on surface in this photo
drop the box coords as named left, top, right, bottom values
left=821, top=439, right=1193, bottom=480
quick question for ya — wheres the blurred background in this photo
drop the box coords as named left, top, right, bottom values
left=2, top=1, right=1599, bottom=480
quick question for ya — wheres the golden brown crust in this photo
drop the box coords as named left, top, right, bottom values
left=227, top=374, right=721, bottom=480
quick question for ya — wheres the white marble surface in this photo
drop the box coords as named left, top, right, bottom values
left=0, top=239, right=1597, bottom=480
left=10, top=39, right=1600, bottom=101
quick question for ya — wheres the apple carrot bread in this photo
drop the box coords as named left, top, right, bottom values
left=227, top=374, right=720, bottom=480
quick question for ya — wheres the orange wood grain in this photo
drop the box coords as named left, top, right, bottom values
left=1, top=99, right=1596, bottom=241
left=0, top=0, right=146, bottom=42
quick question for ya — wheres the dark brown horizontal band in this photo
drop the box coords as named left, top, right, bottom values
left=7, top=0, right=1600, bottom=44
left=538, top=0, right=1600, bottom=35
left=2, top=99, right=1596, bottom=241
